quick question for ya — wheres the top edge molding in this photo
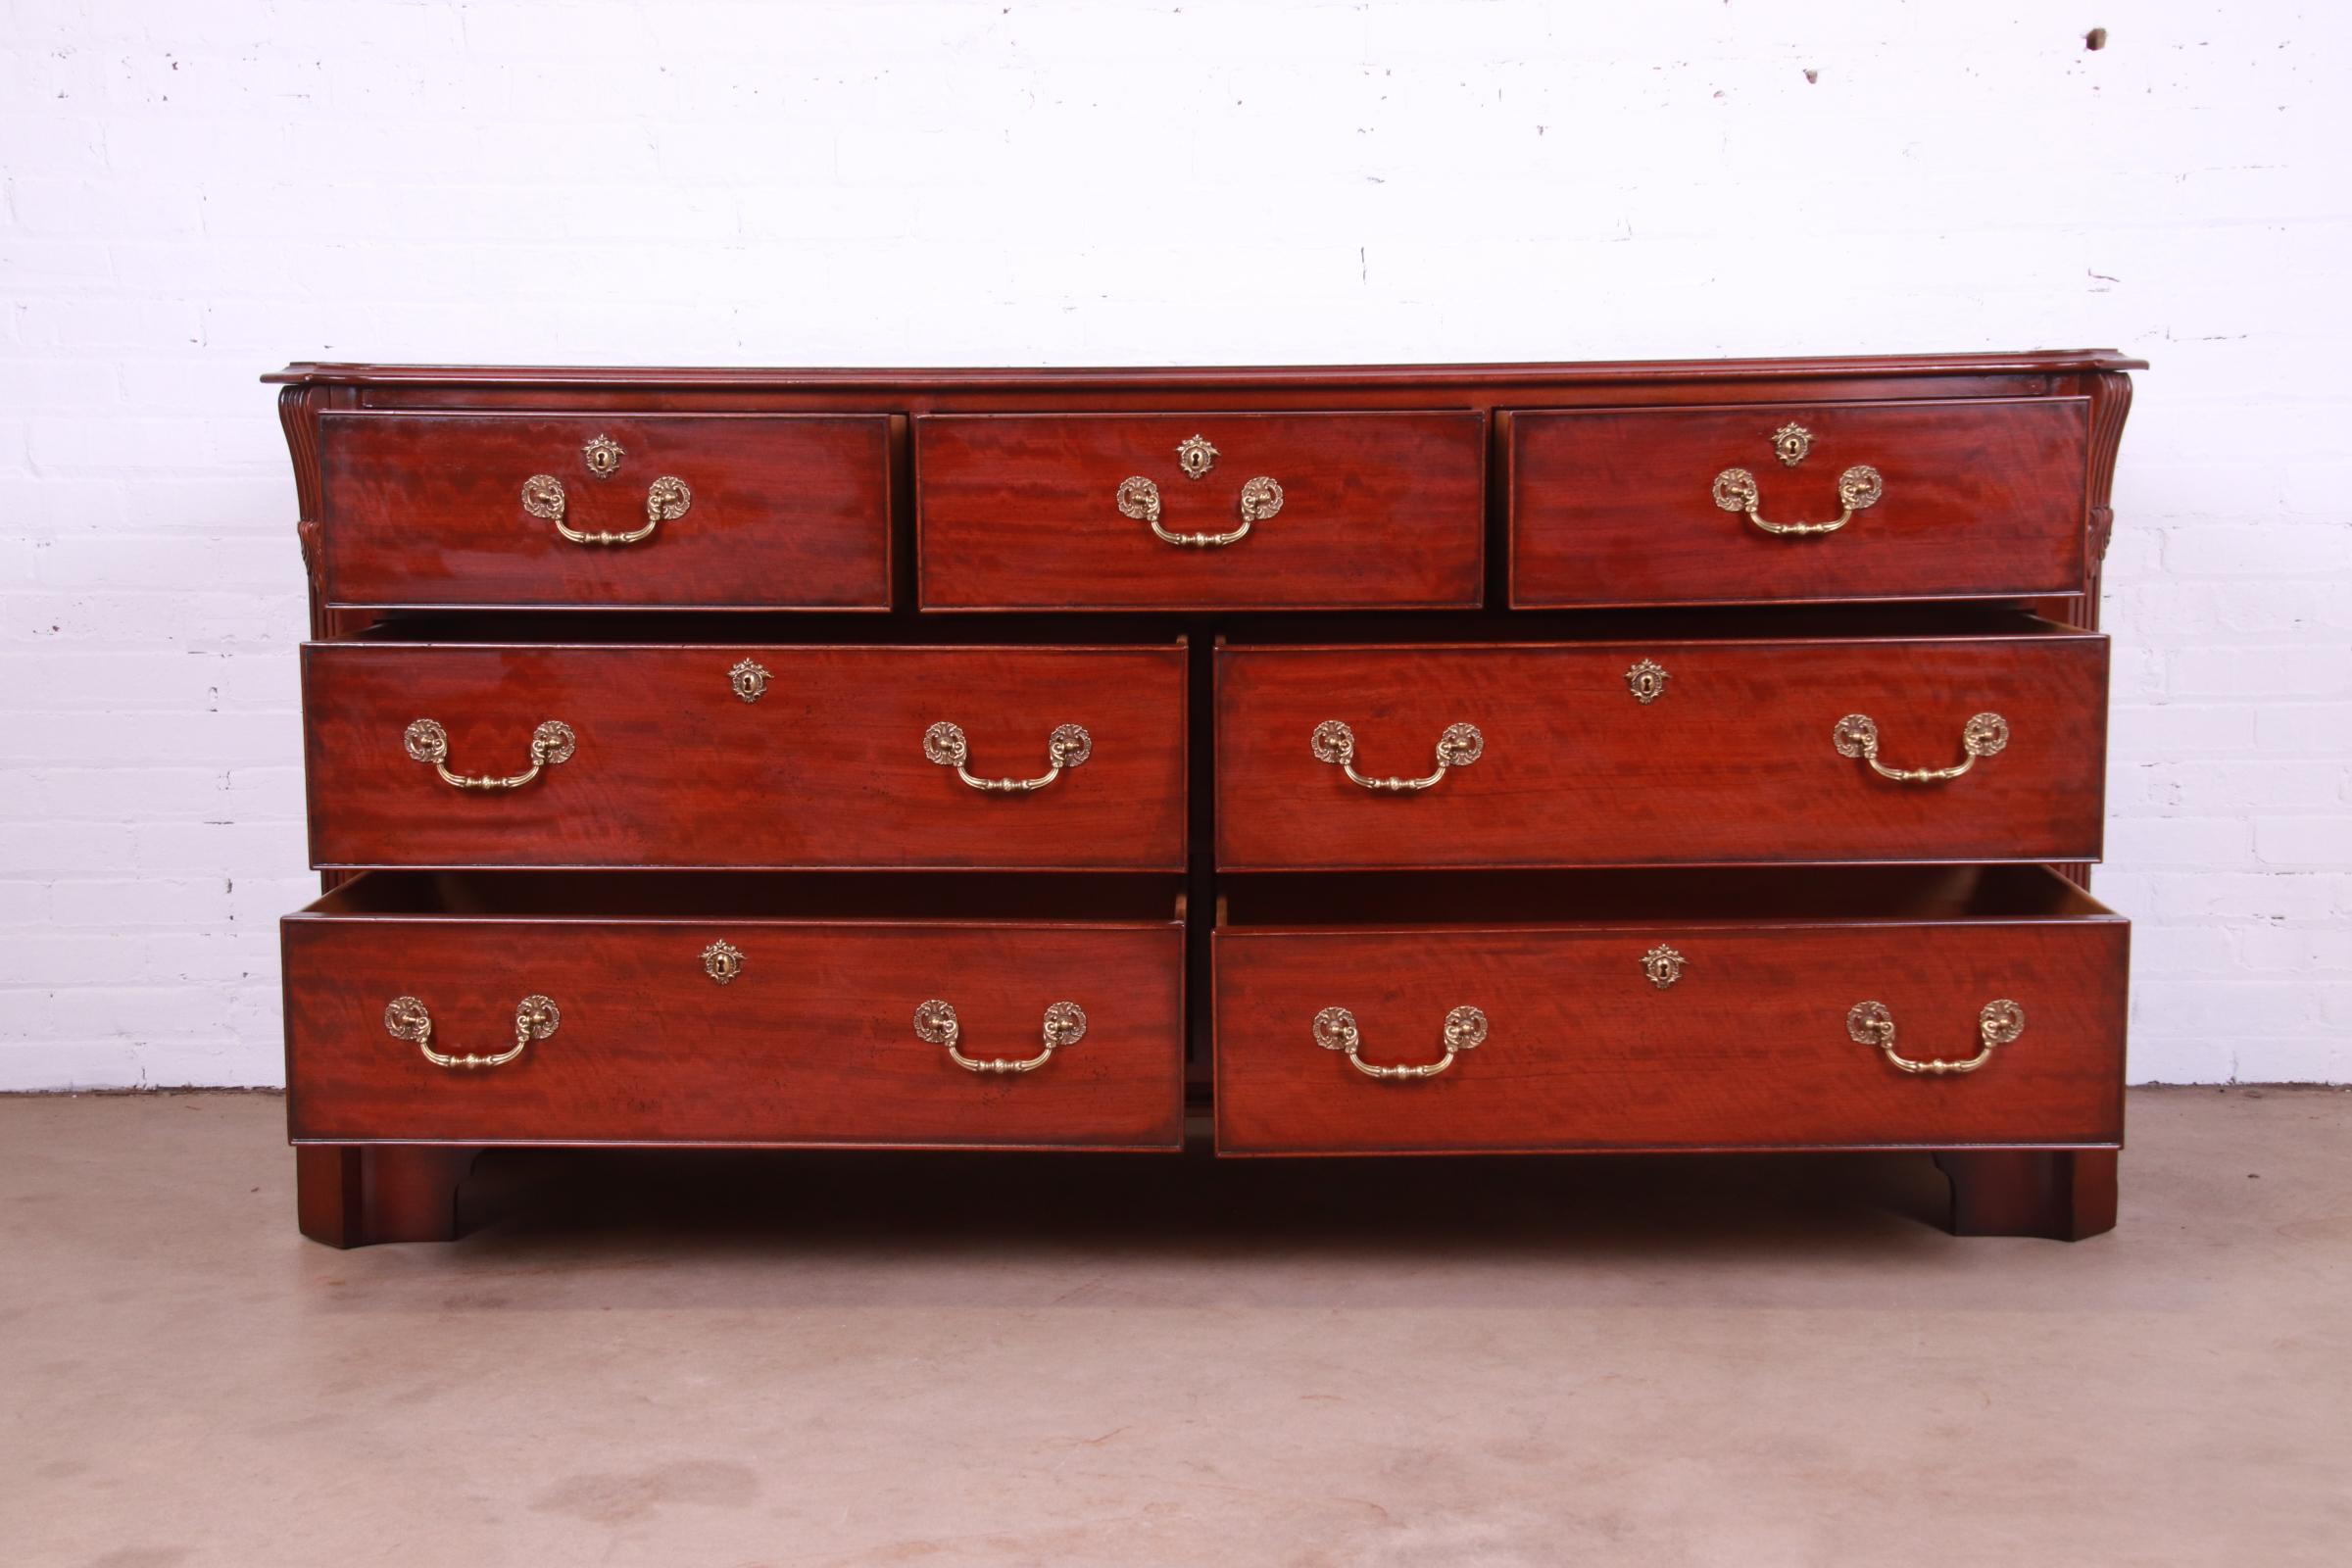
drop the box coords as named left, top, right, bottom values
left=264, top=349, right=2146, bottom=389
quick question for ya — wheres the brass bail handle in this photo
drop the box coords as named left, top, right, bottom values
left=403, top=718, right=576, bottom=791
left=923, top=721, right=1092, bottom=794
left=383, top=994, right=560, bottom=1071
left=1116, top=473, right=1283, bottom=548
left=1849, top=999, right=2024, bottom=1076
left=521, top=473, right=692, bottom=546
left=1834, top=711, right=2009, bottom=784
left=1313, top=1004, right=1489, bottom=1081
left=1309, top=719, right=1483, bottom=793
left=913, top=999, right=1088, bottom=1075
left=1711, top=464, right=1884, bottom=537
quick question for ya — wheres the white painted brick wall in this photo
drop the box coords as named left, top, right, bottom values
left=3, top=0, right=2347, bottom=1087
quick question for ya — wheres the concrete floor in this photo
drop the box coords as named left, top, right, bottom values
left=1, top=1091, right=2346, bottom=1567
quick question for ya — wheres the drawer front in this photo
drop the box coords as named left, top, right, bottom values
left=1216, top=635, right=2107, bottom=868
left=1215, top=918, right=2127, bottom=1152
left=304, top=644, right=1187, bottom=869
left=915, top=412, right=1486, bottom=609
left=317, top=413, right=893, bottom=609
left=1508, top=397, right=2091, bottom=607
left=286, top=916, right=1184, bottom=1148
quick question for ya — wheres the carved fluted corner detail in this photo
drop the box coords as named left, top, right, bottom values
left=278, top=383, right=331, bottom=633
left=2082, top=370, right=2134, bottom=576
left=295, top=518, right=323, bottom=595
left=277, top=384, right=325, bottom=525
left=2085, top=506, right=2116, bottom=572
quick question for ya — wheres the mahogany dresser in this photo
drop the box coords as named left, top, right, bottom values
left=266, top=351, right=2140, bottom=1246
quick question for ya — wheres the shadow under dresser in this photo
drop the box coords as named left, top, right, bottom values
left=267, top=351, right=2140, bottom=1246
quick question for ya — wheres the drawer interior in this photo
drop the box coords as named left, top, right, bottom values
left=301, top=870, right=1185, bottom=924
left=1219, top=863, right=2115, bottom=930
left=1214, top=864, right=2127, bottom=1154
left=285, top=872, right=1188, bottom=1151
left=337, top=603, right=2079, bottom=649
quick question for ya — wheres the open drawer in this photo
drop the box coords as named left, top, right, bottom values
left=283, top=873, right=1187, bottom=1150
left=1213, top=865, right=2127, bottom=1154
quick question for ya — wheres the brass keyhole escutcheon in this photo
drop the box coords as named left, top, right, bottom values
left=1625, top=659, right=1669, bottom=705
left=1176, top=434, right=1217, bottom=479
left=702, top=940, right=745, bottom=985
left=582, top=435, right=623, bottom=478
left=729, top=659, right=770, bottom=704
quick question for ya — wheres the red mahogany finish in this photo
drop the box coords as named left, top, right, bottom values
left=284, top=875, right=1186, bottom=1151
left=270, top=353, right=2141, bottom=1246
left=1507, top=397, right=2092, bottom=608
left=303, top=641, right=1188, bottom=870
left=315, top=412, right=893, bottom=610
left=1213, top=867, right=2127, bottom=1154
left=1216, top=619, right=2108, bottom=870
left=914, top=413, right=1485, bottom=610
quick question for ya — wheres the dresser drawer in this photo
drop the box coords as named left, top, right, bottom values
left=914, top=412, right=1485, bottom=609
left=1214, top=866, right=2127, bottom=1153
left=315, top=412, right=893, bottom=609
left=303, top=640, right=1187, bottom=869
left=1215, top=617, right=2106, bottom=869
left=1507, top=397, right=2092, bottom=607
left=285, top=874, right=1185, bottom=1148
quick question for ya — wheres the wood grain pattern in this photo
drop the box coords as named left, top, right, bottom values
left=284, top=895, right=1185, bottom=1149
left=1216, top=630, right=2108, bottom=868
left=317, top=412, right=893, bottom=609
left=915, top=413, right=1485, bottom=609
left=304, top=642, right=1188, bottom=869
left=1214, top=893, right=2128, bottom=1154
left=1507, top=397, right=2093, bottom=607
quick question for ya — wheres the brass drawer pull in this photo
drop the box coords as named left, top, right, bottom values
left=521, top=473, right=692, bottom=546
left=403, top=718, right=575, bottom=791
left=1116, top=473, right=1283, bottom=548
left=923, top=720, right=1091, bottom=794
left=383, top=994, right=559, bottom=1071
left=913, top=999, right=1087, bottom=1075
left=1834, top=711, right=2008, bottom=783
left=1310, top=719, right=1483, bottom=792
left=1712, top=464, right=1883, bottom=536
left=1313, top=1004, right=1488, bottom=1081
left=1849, top=999, right=2023, bottom=1077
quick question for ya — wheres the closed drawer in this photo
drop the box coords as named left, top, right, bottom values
left=315, top=412, right=893, bottom=609
left=304, top=640, right=1187, bottom=869
left=1214, top=866, right=2127, bottom=1152
left=284, top=874, right=1185, bottom=1149
left=915, top=412, right=1485, bottom=609
left=1507, top=397, right=2091, bottom=607
left=1215, top=616, right=2106, bottom=869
